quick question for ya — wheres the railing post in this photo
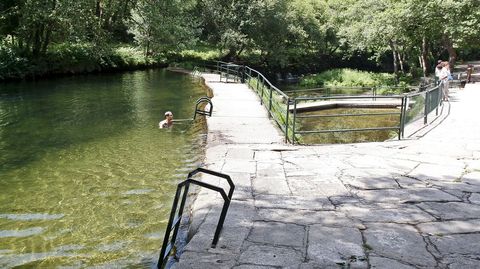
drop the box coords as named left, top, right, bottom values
left=157, top=185, right=184, bottom=268
left=424, top=91, right=429, bottom=124
left=260, top=76, right=265, bottom=105
left=212, top=199, right=231, bottom=248
left=268, top=85, right=273, bottom=117
left=169, top=182, right=190, bottom=255
left=256, top=75, right=260, bottom=103
left=292, top=99, right=297, bottom=145
left=285, top=98, right=290, bottom=143
left=226, top=65, right=230, bottom=83
left=399, top=96, right=405, bottom=139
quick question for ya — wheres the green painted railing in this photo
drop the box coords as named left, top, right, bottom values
left=207, top=61, right=446, bottom=144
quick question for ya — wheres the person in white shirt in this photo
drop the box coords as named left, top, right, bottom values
left=439, top=62, right=451, bottom=101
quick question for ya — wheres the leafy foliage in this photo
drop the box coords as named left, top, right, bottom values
left=1, top=0, right=479, bottom=81
left=300, top=69, right=397, bottom=87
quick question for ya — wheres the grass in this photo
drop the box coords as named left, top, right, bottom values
left=300, top=68, right=400, bottom=88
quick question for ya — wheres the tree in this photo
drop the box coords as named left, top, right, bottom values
left=129, top=0, right=198, bottom=56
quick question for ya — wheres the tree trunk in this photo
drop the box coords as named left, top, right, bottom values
left=389, top=40, right=399, bottom=78
left=418, top=56, right=425, bottom=72
left=421, top=36, right=429, bottom=77
left=442, top=34, right=457, bottom=68
left=32, top=25, right=43, bottom=56
left=41, top=28, right=51, bottom=54
left=397, top=51, right=404, bottom=73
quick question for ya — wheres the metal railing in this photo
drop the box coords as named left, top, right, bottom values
left=208, top=61, right=446, bottom=144
left=291, top=95, right=406, bottom=141
left=193, top=97, right=213, bottom=119
left=157, top=168, right=234, bottom=269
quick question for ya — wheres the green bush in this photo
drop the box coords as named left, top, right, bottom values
left=0, top=43, right=160, bottom=81
left=300, top=68, right=397, bottom=88
left=0, top=46, right=31, bottom=80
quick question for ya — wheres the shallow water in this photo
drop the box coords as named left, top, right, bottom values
left=296, top=108, right=400, bottom=144
left=0, top=69, right=208, bottom=267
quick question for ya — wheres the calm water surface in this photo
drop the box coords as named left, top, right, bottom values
left=0, top=69, right=208, bottom=267
left=297, top=108, right=400, bottom=144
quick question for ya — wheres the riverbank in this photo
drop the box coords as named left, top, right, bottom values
left=174, top=72, right=480, bottom=268
left=0, top=45, right=170, bottom=82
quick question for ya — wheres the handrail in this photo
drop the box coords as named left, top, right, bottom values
left=157, top=168, right=234, bottom=269
left=210, top=60, right=446, bottom=144
left=193, top=97, right=213, bottom=119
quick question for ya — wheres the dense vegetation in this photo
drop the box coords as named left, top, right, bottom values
left=1, top=0, right=479, bottom=81
left=300, top=69, right=398, bottom=87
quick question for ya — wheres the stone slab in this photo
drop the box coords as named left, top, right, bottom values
left=255, top=195, right=334, bottom=211
left=253, top=150, right=283, bottom=163
left=238, top=244, right=303, bottom=267
left=307, top=226, right=366, bottom=266
left=233, top=265, right=277, bottom=269
left=418, top=219, right=480, bottom=235
left=443, top=255, right=480, bottom=269
left=222, top=159, right=257, bottom=174
left=255, top=208, right=358, bottom=227
left=340, top=204, right=435, bottom=223
left=363, top=223, right=436, bottom=267
left=287, top=176, right=349, bottom=197
left=252, top=176, right=291, bottom=195
left=470, top=193, right=480, bottom=204
left=256, top=162, right=285, bottom=178
left=226, top=148, right=254, bottom=160
left=429, top=233, right=480, bottom=256
left=417, top=201, right=480, bottom=220
left=354, top=188, right=461, bottom=203
left=175, top=251, right=237, bottom=269
left=407, top=163, right=465, bottom=182
left=247, top=221, right=305, bottom=248
left=341, top=174, right=400, bottom=190
left=462, top=171, right=480, bottom=185
left=369, top=256, right=417, bottom=269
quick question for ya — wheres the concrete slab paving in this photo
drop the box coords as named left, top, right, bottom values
left=369, top=256, right=417, bottom=269
left=363, top=223, right=437, bottom=267
left=247, top=221, right=305, bottom=248
left=238, top=244, right=304, bottom=267
left=307, top=225, right=367, bottom=268
left=173, top=74, right=480, bottom=268
left=416, top=201, right=480, bottom=220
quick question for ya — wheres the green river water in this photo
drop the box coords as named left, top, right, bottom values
left=0, top=69, right=208, bottom=268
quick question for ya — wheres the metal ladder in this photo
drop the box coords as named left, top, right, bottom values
left=157, top=168, right=235, bottom=269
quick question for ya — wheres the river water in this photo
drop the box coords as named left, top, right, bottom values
left=0, top=69, right=208, bottom=268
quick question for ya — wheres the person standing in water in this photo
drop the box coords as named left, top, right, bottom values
left=159, top=111, right=174, bottom=128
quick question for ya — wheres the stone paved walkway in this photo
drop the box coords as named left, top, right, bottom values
left=174, top=75, right=480, bottom=269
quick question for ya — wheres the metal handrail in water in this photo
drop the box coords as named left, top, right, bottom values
left=193, top=97, right=213, bottom=119
left=157, top=168, right=234, bottom=269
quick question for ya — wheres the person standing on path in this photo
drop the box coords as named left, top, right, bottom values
left=440, top=62, right=451, bottom=101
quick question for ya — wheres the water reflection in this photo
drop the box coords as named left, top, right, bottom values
left=0, top=69, right=208, bottom=267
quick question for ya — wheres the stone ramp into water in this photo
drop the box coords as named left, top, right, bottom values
left=201, top=74, right=284, bottom=145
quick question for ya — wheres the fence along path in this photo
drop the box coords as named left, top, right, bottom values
left=172, top=68, right=480, bottom=268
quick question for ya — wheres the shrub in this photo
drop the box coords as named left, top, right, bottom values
left=300, top=68, right=397, bottom=88
left=0, top=46, right=31, bottom=80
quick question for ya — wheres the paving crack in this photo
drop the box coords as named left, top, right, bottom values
left=415, top=225, right=445, bottom=268
left=280, top=151, right=294, bottom=195
left=359, top=228, right=371, bottom=269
